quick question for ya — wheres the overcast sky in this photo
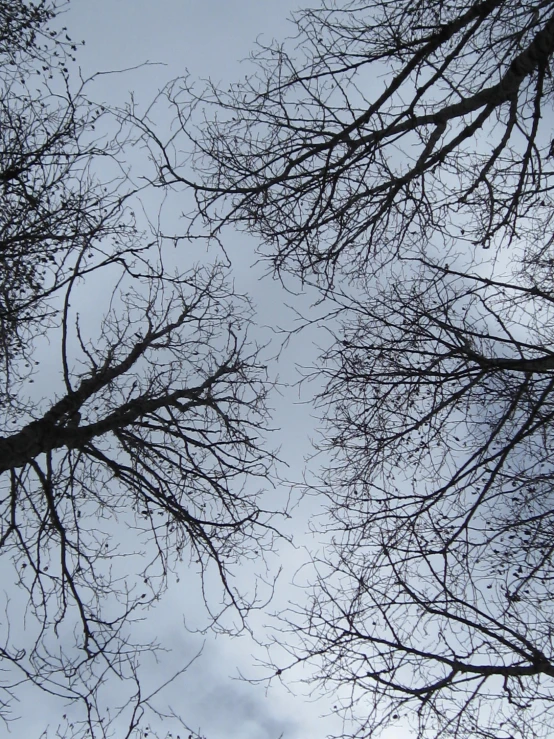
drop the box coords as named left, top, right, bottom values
left=12, top=3, right=542, bottom=739
left=22, top=2, right=348, bottom=739
left=3, top=2, right=417, bottom=737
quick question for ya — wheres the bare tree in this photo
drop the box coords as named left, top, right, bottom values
left=261, top=252, right=552, bottom=738
left=0, top=0, right=123, bottom=372
left=129, top=0, right=554, bottom=736
left=0, top=2, right=281, bottom=736
left=137, top=0, right=554, bottom=285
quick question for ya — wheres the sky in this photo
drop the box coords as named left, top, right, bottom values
left=18, top=2, right=351, bottom=739
left=2, top=1, right=423, bottom=737
left=13, top=4, right=550, bottom=739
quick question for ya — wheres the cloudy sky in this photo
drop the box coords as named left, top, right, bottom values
left=20, top=2, right=351, bottom=739
left=13, top=3, right=547, bottom=738
left=5, top=1, right=418, bottom=737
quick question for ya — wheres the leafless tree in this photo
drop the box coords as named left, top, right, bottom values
left=0, top=0, right=122, bottom=372
left=137, top=0, right=554, bottom=286
left=262, top=252, right=553, bottom=738
left=0, top=2, right=281, bottom=736
left=130, top=0, right=554, bottom=736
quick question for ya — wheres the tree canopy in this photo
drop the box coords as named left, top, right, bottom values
left=0, top=2, right=281, bottom=736
left=142, top=0, right=554, bottom=284
left=134, top=0, right=554, bottom=737
left=5, top=0, right=554, bottom=737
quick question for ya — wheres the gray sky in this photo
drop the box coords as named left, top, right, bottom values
left=18, top=2, right=348, bottom=739
left=19, top=4, right=542, bottom=739
left=4, top=2, right=417, bottom=737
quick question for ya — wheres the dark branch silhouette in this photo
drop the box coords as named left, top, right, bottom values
left=0, top=3, right=282, bottom=736
left=131, top=0, right=554, bottom=736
